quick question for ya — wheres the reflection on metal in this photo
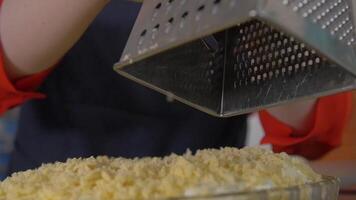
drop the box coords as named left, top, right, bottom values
left=115, top=0, right=356, bottom=117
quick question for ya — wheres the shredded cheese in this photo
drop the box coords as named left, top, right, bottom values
left=0, top=147, right=321, bottom=200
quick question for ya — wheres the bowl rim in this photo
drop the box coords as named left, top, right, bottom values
left=160, top=176, right=340, bottom=200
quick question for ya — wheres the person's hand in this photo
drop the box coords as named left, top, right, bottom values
left=266, top=99, right=317, bottom=135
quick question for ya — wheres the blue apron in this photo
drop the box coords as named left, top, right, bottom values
left=8, top=1, right=247, bottom=174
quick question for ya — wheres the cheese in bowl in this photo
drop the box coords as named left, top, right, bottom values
left=0, top=147, right=323, bottom=200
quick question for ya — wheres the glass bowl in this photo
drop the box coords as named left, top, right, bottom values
left=169, top=176, right=339, bottom=200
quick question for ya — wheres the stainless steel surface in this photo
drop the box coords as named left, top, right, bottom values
left=115, top=0, right=356, bottom=117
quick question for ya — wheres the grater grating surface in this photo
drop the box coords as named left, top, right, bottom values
left=230, top=20, right=325, bottom=87
left=115, top=0, right=356, bottom=117
left=287, top=0, right=356, bottom=46
left=223, top=19, right=355, bottom=115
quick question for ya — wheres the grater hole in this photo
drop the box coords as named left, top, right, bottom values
left=182, top=11, right=189, bottom=18
left=168, top=0, right=174, bottom=3
left=197, top=5, right=205, bottom=11
left=155, top=2, right=162, bottom=9
left=315, top=57, right=321, bottom=64
left=153, top=24, right=160, bottom=31
left=213, top=0, right=221, bottom=4
left=168, top=17, right=174, bottom=24
left=140, top=29, right=147, bottom=37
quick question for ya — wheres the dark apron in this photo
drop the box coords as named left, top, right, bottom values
left=8, top=1, right=247, bottom=174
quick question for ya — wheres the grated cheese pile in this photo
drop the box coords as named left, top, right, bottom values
left=0, top=147, right=321, bottom=200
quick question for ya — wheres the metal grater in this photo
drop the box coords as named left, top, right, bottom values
left=114, top=0, right=356, bottom=117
